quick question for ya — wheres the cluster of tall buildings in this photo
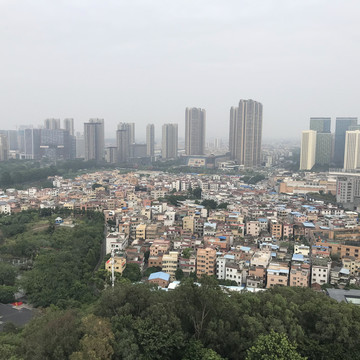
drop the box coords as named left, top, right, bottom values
left=0, top=118, right=77, bottom=161
left=0, top=99, right=263, bottom=167
left=300, top=117, right=360, bottom=171
left=83, top=99, right=263, bottom=167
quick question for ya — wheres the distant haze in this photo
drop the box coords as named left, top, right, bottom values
left=1, top=0, right=359, bottom=141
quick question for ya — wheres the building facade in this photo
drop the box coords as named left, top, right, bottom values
left=0, top=134, right=9, bottom=161
left=300, top=130, right=317, bottom=170
left=63, top=118, right=74, bottom=136
left=334, top=117, right=358, bottom=167
left=315, top=133, right=332, bottom=165
left=146, top=124, right=155, bottom=157
left=185, top=107, right=206, bottom=155
left=309, top=117, right=331, bottom=133
left=196, top=247, right=216, bottom=278
left=344, top=130, right=360, bottom=170
left=84, top=119, right=104, bottom=161
left=229, top=99, right=263, bottom=167
left=162, top=124, right=178, bottom=159
left=116, top=123, right=131, bottom=163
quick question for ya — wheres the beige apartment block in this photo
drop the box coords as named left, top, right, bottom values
left=246, top=221, right=260, bottom=237
left=270, top=220, right=282, bottom=239
left=266, top=263, right=289, bottom=288
left=289, top=263, right=310, bottom=287
left=136, top=223, right=147, bottom=239
left=196, top=247, right=216, bottom=278
left=162, top=251, right=179, bottom=280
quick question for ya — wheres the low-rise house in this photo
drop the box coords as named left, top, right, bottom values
left=311, top=257, right=331, bottom=286
left=289, top=263, right=310, bottom=287
left=148, top=271, right=170, bottom=288
left=266, top=263, right=289, bottom=288
left=105, top=255, right=126, bottom=274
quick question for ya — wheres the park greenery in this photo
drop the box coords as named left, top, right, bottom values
left=0, top=209, right=105, bottom=307
left=1, top=279, right=360, bottom=359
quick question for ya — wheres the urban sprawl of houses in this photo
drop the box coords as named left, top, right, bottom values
left=1, top=169, right=360, bottom=298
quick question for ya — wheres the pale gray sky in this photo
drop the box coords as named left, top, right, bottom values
left=1, top=0, right=360, bottom=141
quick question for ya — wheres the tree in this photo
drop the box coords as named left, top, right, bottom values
left=0, top=286, right=15, bottom=303
left=175, top=268, right=184, bottom=281
left=144, top=250, right=150, bottom=264
left=143, top=266, right=162, bottom=278
left=192, top=187, right=202, bottom=199
left=201, top=200, right=218, bottom=210
left=70, top=315, right=114, bottom=360
left=182, top=248, right=192, bottom=259
left=246, top=331, right=306, bottom=360
left=122, top=263, right=142, bottom=282
left=91, top=183, right=103, bottom=190
left=217, top=203, right=228, bottom=209
left=182, top=340, right=224, bottom=360
left=20, top=309, right=82, bottom=360
left=0, top=263, right=17, bottom=286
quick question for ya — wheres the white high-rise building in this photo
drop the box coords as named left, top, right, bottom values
left=300, top=130, right=317, bottom=170
left=344, top=130, right=360, bottom=170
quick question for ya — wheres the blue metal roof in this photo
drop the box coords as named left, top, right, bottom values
left=148, top=272, right=170, bottom=282
left=292, top=254, right=305, bottom=261
left=240, top=246, right=251, bottom=252
left=303, top=222, right=315, bottom=228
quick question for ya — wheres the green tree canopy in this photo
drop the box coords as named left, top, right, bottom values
left=246, top=331, right=306, bottom=360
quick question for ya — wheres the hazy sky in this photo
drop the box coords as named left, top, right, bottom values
left=1, top=0, right=360, bottom=141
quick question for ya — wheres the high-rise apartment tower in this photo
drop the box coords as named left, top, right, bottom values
left=162, top=124, right=178, bottom=159
left=185, top=108, right=206, bottom=155
left=116, top=123, right=131, bottom=163
left=300, top=130, right=317, bottom=170
left=334, top=117, right=358, bottom=167
left=63, top=118, right=74, bottom=136
left=310, top=117, right=331, bottom=133
left=146, top=124, right=155, bottom=157
left=229, top=99, right=263, bottom=167
left=84, top=119, right=104, bottom=161
left=344, top=130, right=360, bottom=170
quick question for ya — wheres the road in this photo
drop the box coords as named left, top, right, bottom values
left=93, top=225, right=107, bottom=273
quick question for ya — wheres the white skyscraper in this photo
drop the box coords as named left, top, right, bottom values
left=300, top=130, right=317, bottom=170
left=344, top=130, right=360, bottom=170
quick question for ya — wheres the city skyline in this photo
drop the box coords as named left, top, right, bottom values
left=1, top=1, right=360, bottom=140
